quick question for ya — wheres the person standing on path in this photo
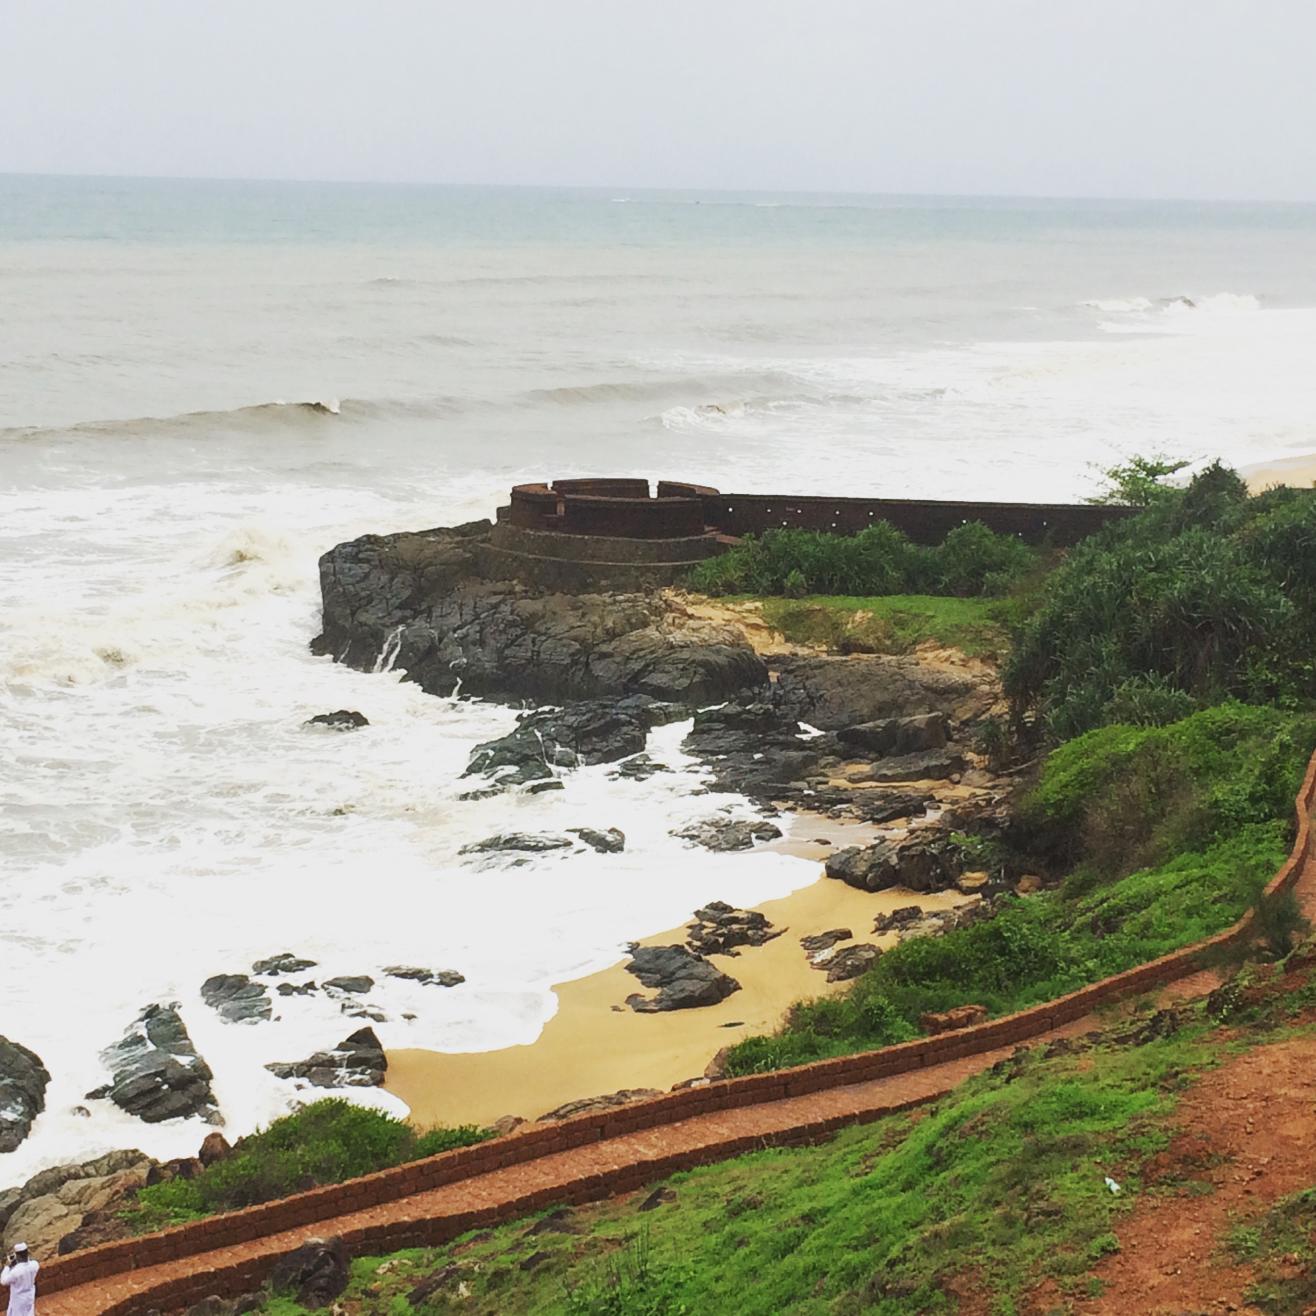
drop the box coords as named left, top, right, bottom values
left=1, top=1242, right=39, bottom=1315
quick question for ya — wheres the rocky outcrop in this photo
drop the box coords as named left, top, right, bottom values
left=460, top=832, right=575, bottom=858
left=313, top=525, right=766, bottom=705
left=570, top=827, right=626, bottom=854
left=252, top=952, right=317, bottom=976
left=90, top=1005, right=219, bottom=1125
left=836, top=713, right=949, bottom=756
left=824, top=835, right=962, bottom=894
left=0, top=1037, right=49, bottom=1153
left=201, top=974, right=272, bottom=1024
left=920, top=1004, right=989, bottom=1033
left=624, top=946, right=740, bottom=1012
left=1, top=1148, right=152, bottom=1255
left=825, top=944, right=882, bottom=981
left=686, top=902, right=781, bottom=956
left=384, top=965, right=465, bottom=987
left=673, top=814, right=783, bottom=852
left=537, top=1089, right=662, bottom=1122
left=266, top=1027, right=386, bottom=1088
left=323, top=975, right=374, bottom=995
left=304, top=709, right=369, bottom=730
left=465, top=698, right=680, bottom=786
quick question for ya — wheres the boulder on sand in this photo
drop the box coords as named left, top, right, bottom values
left=624, top=945, right=740, bottom=1013
left=89, top=1005, right=220, bottom=1125
left=0, top=1036, right=50, bottom=1153
left=824, top=835, right=961, bottom=894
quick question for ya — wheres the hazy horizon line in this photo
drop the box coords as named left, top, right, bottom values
left=4, top=169, right=1314, bottom=210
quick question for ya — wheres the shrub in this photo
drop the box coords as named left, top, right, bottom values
left=1006, top=464, right=1316, bottom=737
left=126, top=1099, right=489, bottom=1229
left=687, top=520, right=1038, bottom=599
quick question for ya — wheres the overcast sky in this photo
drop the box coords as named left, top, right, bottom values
left=2, top=0, right=1314, bottom=201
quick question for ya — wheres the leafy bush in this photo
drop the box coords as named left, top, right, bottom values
left=1006, top=464, right=1316, bottom=738
left=127, top=1099, right=489, bottom=1230
left=688, top=520, right=1038, bottom=598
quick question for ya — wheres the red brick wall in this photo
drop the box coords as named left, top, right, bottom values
left=49, top=750, right=1316, bottom=1313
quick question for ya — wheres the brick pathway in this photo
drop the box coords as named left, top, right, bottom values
left=37, top=795, right=1316, bottom=1315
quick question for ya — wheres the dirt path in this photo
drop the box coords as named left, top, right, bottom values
left=1052, top=1030, right=1316, bottom=1316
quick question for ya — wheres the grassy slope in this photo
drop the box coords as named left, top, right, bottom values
left=268, top=974, right=1316, bottom=1316
left=751, top=594, right=1010, bottom=659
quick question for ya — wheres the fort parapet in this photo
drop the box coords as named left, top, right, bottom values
left=479, top=478, right=1133, bottom=591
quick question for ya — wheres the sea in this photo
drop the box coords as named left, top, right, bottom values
left=3, top=174, right=1316, bottom=1177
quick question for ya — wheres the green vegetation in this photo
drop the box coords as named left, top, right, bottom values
left=270, top=1009, right=1229, bottom=1314
left=688, top=520, right=1040, bottom=598
left=1007, top=463, right=1316, bottom=739
left=722, top=703, right=1314, bottom=1076
left=1228, top=1186, right=1316, bottom=1312
left=125, top=1100, right=489, bottom=1231
left=753, top=594, right=1010, bottom=658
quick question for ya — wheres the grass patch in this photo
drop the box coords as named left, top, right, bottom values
left=1229, top=1186, right=1316, bottom=1312
left=123, top=1099, right=489, bottom=1232
left=271, top=1019, right=1220, bottom=1314
left=753, top=594, right=1011, bottom=659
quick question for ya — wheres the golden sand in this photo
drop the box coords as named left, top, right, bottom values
left=1243, top=453, right=1316, bottom=492
left=386, top=873, right=968, bottom=1129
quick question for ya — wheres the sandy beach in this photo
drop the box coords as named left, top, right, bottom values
left=387, top=872, right=970, bottom=1129
left=1243, top=453, right=1316, bottom=492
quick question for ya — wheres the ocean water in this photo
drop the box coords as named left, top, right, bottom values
left=3, top=175, right=1316, bottom=1177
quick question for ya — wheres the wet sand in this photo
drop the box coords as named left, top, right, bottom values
left=1243, top=453, right=1316, bottom=491
left=387, top=873, right=969, bottom=1129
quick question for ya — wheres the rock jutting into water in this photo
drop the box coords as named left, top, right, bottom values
left=252, top=952, right=317, bottom=976
left=673, top=814, right=783, bottom=852
left=0, top=1037, right=50, bottom=1154
left=266, top=1027, right=387, bottom=1088
left=89, top=1004, right=220, bottom=1125
left=568, top=826, right=626, bottom=854
left=200, top=974, right=273, bottom=1025
left=304, top=709, right=369, bottom=730
left=383, top=965, right=466, bottom=987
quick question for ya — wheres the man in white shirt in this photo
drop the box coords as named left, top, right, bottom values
left=1, top=1242, right=38, bottom=1315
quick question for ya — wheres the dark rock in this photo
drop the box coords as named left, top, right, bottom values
left=252, top=953, right=317, bottom=976
left=624, top=945, right=740, bottom=1012
left=383, top=966, right=465, bottom=988
left=826, top=945, right=881, bottom=981
left=92, top=1005, right=219, bottom=1125
left=538, top=1089, right=661, bottom=1121
left=526, top=779, right=565, bottom=793
left=569, top=827, right=626, bottom=854
left=305, top=709, right=368, bottom=730
left=860, top=749, right=966, bottom=783
left=824, top=835, right=961, bottom=894
left=200, top=974, right=272, bottom=1025
left=266, top=1027, right=386, bottom=1088
left=612, top=754, right=668, bottom=781
left=872, top=905, right=925, bottom=933
left=465, top=700, right=673, bottom=786
left=58, top=1205, right=135, bottom=1255
left=460, top=832, right=574, bottom=857
left=800, top=929, right=854, bottom=968
left=526, top=1207, right=579, bottom=1235
left=269, top=1236, right=349, bottom=1308
left=313, top=524, right=766, bottom=704
left=852, top=791, right=934, bottom=824
left=771, top=653, right=994, bottom=732
left=519, top=1250, right=550, bottom=1271
left=323, top=975, right=374, bottom=994
left=638, top=1186, right=677, bottom=1212
left=673, top=815, right=782, bottom=852
left=145, top=1155, right=203, bottom=1185
left=276, top=981, right=319, bottom=997
left=686, top=901, right=780, bottom=956
left=0, top=1036, right=50, bottom=1153
left=837, top=713, right=949, bottom=756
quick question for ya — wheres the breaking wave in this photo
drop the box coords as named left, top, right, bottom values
left=1081, top=292, right=1262, bottom=315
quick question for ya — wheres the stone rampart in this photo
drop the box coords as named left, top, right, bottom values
left=39, top=749, right=1316, bottom=1312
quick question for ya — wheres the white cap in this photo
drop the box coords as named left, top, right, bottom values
left=12, top=1242, right=27, bottom=1253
